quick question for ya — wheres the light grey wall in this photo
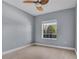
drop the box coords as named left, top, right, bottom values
left=2, top=1, right=76, bottom=52
left=31, top=17, right=36, bottom=43
left=35, top=8, right=76, bottom=48
left=74, top=8, right=77, bottom=51
left=2, top=2, right=34, bottom=52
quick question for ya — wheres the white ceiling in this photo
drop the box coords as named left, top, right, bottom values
left=3, top=0, right=76, bottom=16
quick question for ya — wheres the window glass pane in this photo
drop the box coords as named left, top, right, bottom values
left=42, top=20, right=57, bottom=39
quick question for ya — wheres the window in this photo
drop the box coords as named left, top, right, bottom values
left=42, top=20, right=57, bottom=39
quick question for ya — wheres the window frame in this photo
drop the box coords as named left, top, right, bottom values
left=41, top=20, right=57, bottom=40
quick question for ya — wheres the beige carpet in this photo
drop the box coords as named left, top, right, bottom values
left=3, top=45, right=76, bottom=59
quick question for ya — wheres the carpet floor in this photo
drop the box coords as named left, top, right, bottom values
left=3, top=45, right=76, bottom=59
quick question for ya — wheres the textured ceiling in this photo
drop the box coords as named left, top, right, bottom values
left=3, top=0, right=77, bottom=16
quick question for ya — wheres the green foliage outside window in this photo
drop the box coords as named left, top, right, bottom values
left=47, top=25, right=56, bottom=33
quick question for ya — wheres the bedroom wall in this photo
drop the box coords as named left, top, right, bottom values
left=2, top=2, right=34, bottom=52
left=35, top=8, right=76, bottom=48
left=2, top=1, right=76, bottom=52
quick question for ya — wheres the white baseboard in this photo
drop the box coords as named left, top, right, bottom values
left=3, top=43, right=75, bottom=55
left=2, top=44, right=32, bottom=55
left=75, top=49, right=77, bottom=55
left=34, top=43, right=75, bottom=51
